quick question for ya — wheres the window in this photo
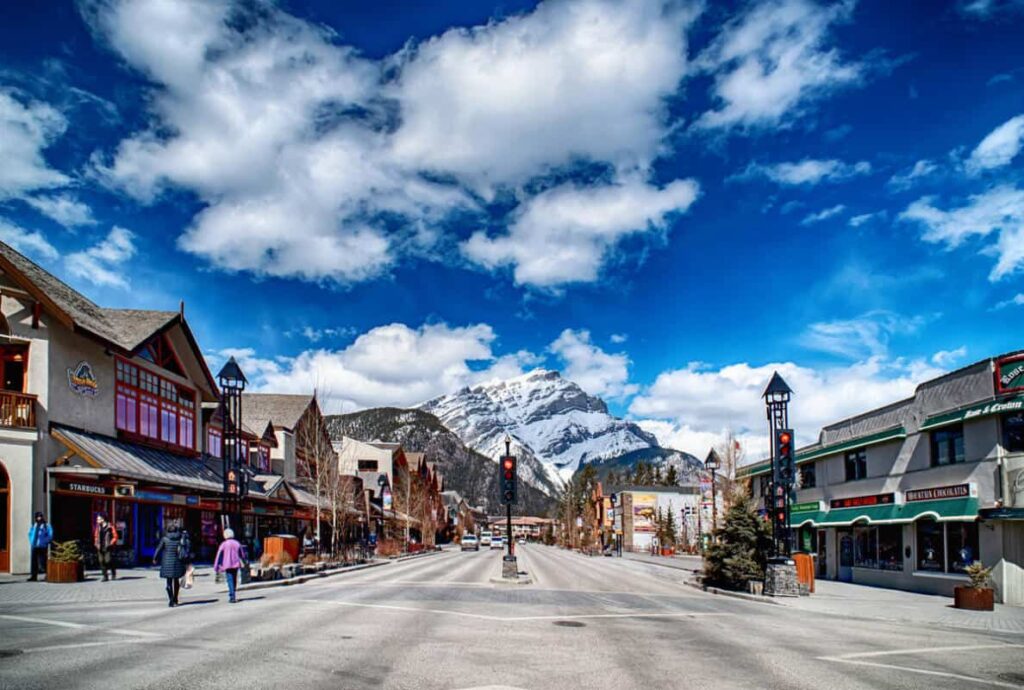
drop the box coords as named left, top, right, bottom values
left=358, top=460, right=379, bottom=472
left=851, top=525, right=902, bottom=570
left=248, top=445, right=270, bottom=472
left=844, top=449, right=867, bottom=481
left=931, top=424, right=965, bottom=466
left=114, top=357, right=196, bottom=453
left=207, top=428, right=222, bottom=458
left=799, top=462, right=816, bottom=489
left=1003, top=412, right=1024, bottom=453
left=916, top=520, right=946, bottom=572
left=758, top=475, right=770, bottom=499
left=946, top=522, right=980, bottom=573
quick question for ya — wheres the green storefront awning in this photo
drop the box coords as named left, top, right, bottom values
left=817, top=503, right=900, bottom=526
left=920, top=395, right=1024, bottom=431
left=790, top=511, right=827, bottom=527
left=796, top=426, right=907, bottom=463
left=899, top=497, right=979, bottom=522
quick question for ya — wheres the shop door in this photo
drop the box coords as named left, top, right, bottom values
left=136, top=504, right=162, bottom=560
left=816, top=530, right=827, bottom=578
left=839, top=531, right=854, bottom=582
left=0, top=462, right=9, bottom=572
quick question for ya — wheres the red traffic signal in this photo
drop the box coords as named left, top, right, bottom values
left=503, top=458, right=515, bottom=471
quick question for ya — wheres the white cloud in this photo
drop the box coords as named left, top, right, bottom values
left=0, top=90, right=69, bottom=199
left=801, top=310, right=926, bottom=359
left=64, top=226, right=136, bottom=288
left=462, top=177, right=699, bottom=287
left=0, top=219, right=59, bottom=260
left=24, top=194, right=96, bottom=228
left=801, top=204, right=846, bottom=225
left=932, top=346, right=968, bottom=367
left=739, top=158, right=871, bottom=185
left=87, top=0, right=702, bottom=288
left=887, top=159, right=938, bottom=190
left=967, top=114, right=1024, bottom=172
left=695, top=0, right=863, bottom=131
left=958, top=0, right=1024, bottom=18
left=248, top=322, right=535, bottom=412
left=900, top=185, right=1024, bottom=281
left=848, top=212, right=880, bottom=227
left=549, top=329, right=637, bottom=399
left=994, top=293, right=1024, bottom=309
left=629, top=355, right=946, bottom=459
left=610, top=333, right=628, bottom=344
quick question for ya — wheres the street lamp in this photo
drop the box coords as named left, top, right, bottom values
left=704, top=448, right=721, bottom=542
left=216, top=356, right=247, bottom=537
left=763, top=371, right=794, bottom=556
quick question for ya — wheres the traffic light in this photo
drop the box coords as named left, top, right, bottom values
left=774, top=428, right=795, bottom=485
left=500, top=455, right=517, bottom=505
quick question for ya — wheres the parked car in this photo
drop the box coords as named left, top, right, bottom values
left=517, top=537, right=527, bottom=545
left=461, top=534, right=479, bottom=551
left=479, top=531, right=493, bottom=547
left=490, top=536, right=504, bottom=550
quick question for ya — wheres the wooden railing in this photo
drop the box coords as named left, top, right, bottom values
left=0, top=390, right=36, bottom=429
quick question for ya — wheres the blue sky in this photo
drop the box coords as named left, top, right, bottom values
left=1, top=0, right=1023, bottom=458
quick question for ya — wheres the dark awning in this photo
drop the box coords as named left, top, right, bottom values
left=920, top=395, right=1024, bottom=431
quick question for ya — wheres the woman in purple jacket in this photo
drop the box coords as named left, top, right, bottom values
left=213, top=528, right=247, bottom=604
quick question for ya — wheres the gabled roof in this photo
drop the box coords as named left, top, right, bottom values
left=241, top=394, right=314, bottom=433
left=0, top=241, right=219, bottom=396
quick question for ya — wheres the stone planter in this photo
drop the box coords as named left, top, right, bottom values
left=954, top=586, right=994, bottom=611
left=47, top=560, right=84, bottom=583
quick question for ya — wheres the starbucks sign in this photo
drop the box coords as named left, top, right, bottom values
left=997, top=355, right=1024, bottom=394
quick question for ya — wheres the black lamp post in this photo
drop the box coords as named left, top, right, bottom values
left=704, top=449, right=721, bottom=542
left=763, top=371, right=794, bottom=557
left=216, top=356, right=247, bottom=536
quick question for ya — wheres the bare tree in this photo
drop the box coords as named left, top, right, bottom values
left=294, top=391, right=335, bottom=552
left=713, top=429, right=746, bottom=512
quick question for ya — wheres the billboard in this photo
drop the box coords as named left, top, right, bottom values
left=632, top=493, right=657, bottom=533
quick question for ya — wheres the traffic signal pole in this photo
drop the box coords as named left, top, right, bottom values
left=500, top=436, right=518, bottom=579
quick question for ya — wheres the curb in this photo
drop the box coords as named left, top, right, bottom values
left=489, top=576, right=533, bottom=586
left=684, top=580, right=783, bottom=606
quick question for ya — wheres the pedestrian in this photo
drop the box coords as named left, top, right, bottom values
left=26, top=512, right=53, bottom=581
left=153, top=522, right=186, bottom=607
left=93, top=513, right=118, bottom=581
left=213, top=528, right=247, bottom=604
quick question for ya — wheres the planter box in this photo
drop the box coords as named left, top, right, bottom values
left=47, top=560, right=84, bottom=583
left=954, top=586, right=994, bottom=611
left=660, top=548, right=675, bottom=556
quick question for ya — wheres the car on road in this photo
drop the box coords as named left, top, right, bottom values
left=490, top=536, right=504, bottom=550
left=517, top=538, right=526, bottom=545
left=460, top=534, right=479, bottom=551
left=479, top=531, right=492, bottom=547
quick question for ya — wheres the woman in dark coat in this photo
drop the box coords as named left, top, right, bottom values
left=153, top=522, right=186, bottom=607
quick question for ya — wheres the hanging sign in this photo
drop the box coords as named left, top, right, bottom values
left=67, top=361, right=99, bottom=397
left=997, top=355, right=1024, bottom=394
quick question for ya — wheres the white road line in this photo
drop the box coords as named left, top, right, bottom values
left=820, top=657, right=1024, bottom=689
left=826, top=643, right=1024, bottom=659
left=21, top=639, right=158, bottom=654
left=301, top=599, right=733, bottom=623
left=0, top=613, right=162, bottom=638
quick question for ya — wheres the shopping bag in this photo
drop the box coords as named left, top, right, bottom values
left=183, top=564, right=195, bottom=589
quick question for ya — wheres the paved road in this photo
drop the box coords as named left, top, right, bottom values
left=1, top=545, right=1022, bottom=689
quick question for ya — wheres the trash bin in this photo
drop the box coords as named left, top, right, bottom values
left=263, top=534, right=300, bottom=563
left=793, top=552, right=815, bottom=594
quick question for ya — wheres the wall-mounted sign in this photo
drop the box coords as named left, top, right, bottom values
left=830, top=493, right=895, bottom=509
left=58, top=480, right=110, bottom=496
left=997, top=355, right=1024, bottom=395
left=791, top=500, right=823, bottom=513
left=905, top=484, right=971, bottom=502
left=114, top=484, right=135, bottom=498
left=135, top=490, right=173, bottom=503
left=67, top=361, right=98, bottom=397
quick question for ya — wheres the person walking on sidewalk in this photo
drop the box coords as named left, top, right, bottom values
left=26, top=512, right=53, bottom=581
left=213, top=528, right=247, bottom=604
left=153, top=522, right=186, bottom=607
left=93, top=514, right=118, bottom=581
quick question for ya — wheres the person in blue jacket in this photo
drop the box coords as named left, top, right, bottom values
left=27, top=512, right=53, bottom=581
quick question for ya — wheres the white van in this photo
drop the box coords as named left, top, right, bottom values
left=479, top=531, right=493, bottom=547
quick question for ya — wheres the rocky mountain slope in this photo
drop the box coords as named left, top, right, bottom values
left=420, top=369, right=661, bottom=488
left=324, top=407, right=556, bottom=515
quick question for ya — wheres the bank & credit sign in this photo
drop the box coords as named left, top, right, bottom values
left=997, top=355, right=1024, bottom=394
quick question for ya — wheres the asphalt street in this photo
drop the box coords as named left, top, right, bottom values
left=0, top=545, right=1022, bottom=689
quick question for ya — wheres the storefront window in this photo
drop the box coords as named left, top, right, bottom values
left=916, top=520, right=945, bottom=572
left=1003, top=412, right=1024, bottom=453
left=931, top=424, right=965, bottom=466
left=854, top=525, right=879, bottom=568
left=946, top=521, right=980, bottom=573
left=844, top=449, right=867, bottom=481
left=877, top=525, right=903, bottom=571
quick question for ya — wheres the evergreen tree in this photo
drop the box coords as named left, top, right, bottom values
left=622, top=468, right=634, bottom=485
left=702, top=495, right=773, bottom=591
left=606, top=471, right=618, bottom=487
left=664, top=508, right=678, bottom=546
left=634, top=462, right=649, bottom=486
left=653, top=466, right=663, bottom=485
left=664, top=465, right=678, bottom=487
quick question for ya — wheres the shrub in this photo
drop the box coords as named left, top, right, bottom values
left=259, top=551, right=295, bottom=568
left=964, top=561, right=993, bottom=589
left=702, top=496, right=773, bottom=591
left=50, top=540, right=83, bottom=563
left=376, top=538, right=401, bottom=558
left=301, top=554, right=319, bottom=566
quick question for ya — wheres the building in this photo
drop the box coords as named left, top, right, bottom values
left=602, top=485, right=714, bottom=552
left=739, top=351, right=1024, bottom=605
left=487, top=515, right=556, bottom=541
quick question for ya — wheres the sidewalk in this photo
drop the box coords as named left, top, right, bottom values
left=0, top=567, right=229, bottom=606
left=777, top=579, right=1024, bottom=635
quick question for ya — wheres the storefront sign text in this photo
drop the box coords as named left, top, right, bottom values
left=135, top=490, right=173, bottom=503
left=67, top=361, right=98, bottom=397
left=58, top=480, right=111, bottom=496
left=998, top=356, right=1024, bottom=394
left=791, top=500, right=822, bottom=513
left=830, top=493, right=895, bottom=509
left=905, top=484, right=970, bottom=502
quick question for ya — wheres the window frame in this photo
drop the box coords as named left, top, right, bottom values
left=115, top=357, right=197, bottom=454
left=1002, top=411, right=1024, bottom=454
left=915, top=519, right=978, bottom=574
left=844, top=449, right=867, bottom=482
left=930, top=423, right=966, bottom=467
left=799, top=461, right=816, bottom=489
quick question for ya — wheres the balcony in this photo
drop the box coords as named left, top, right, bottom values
left=0, top=390, right=36, bottom=429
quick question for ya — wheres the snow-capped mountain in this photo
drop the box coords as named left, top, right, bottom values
left=421, top=369, right=660, bottom=491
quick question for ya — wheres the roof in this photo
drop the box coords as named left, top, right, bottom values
left=51, top=423, right=223, bottom=492
left=241, top=394, right=313, bottom=433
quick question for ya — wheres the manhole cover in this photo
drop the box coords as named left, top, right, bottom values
left=552, top=620, right=585, bottom=628
left=999, top=673, right=1024, bottom=684
left=0, top=650, right=23, bottom=658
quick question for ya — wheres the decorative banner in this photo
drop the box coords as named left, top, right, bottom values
left=67, top=361, right=98, bottom=397
left=997, top=355, right=1024, bottom=394
left=632, top=493, right=657, bottom=533
left=905, top=484, right=970, bottom=502
left=830, top=493, right=895, bottom=509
